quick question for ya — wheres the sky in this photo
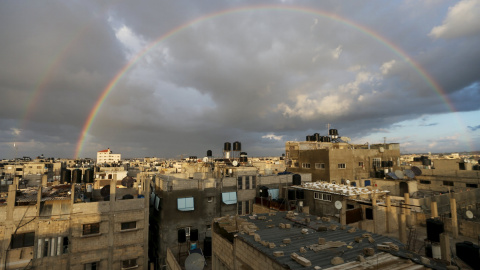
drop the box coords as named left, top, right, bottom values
left=1, top=0, right=479, bottom=159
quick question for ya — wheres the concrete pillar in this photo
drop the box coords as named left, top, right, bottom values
left=440, top=233, right=451, bottom=262
left=398, top=202, right=407, bottom=244
left=386, top=195, right=392, bottom=233
left=431, top=201, right=438, bottom=218
left=404, top=193, right=412, bottom=227
left=42, top=173, right=48, bottom=186
left=340, top=200, right=347, bottom=226
left=450, top=197, right=458, bottom=239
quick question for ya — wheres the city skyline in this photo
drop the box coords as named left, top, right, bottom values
left=1, top=0, right=479, bottom=159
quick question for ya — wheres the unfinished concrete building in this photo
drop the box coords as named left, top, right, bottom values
left=0, top=173, right=149, bottom=270
left=285, top=130, right=401, bottom=183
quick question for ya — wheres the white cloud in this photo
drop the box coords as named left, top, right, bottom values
left=278, top=94, right=351, bottom=119
left=429, top=0, right=480, bottom=38
left=114, top=25, right=148, bottom=59
left=331, top=45, right=342, bottom=59
left=262, top=134, right=284, bottom=141
left=380, top=60, right=396, bottom=75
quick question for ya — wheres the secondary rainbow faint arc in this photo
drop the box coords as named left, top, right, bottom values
left=75, top=4, right=455, bottom=158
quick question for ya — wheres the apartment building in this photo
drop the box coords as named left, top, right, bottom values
left=0, top=174, right=149, bottom=270
left=97, top=148, right=121, bottom=164
left=285, top=132, right=401, bottom=183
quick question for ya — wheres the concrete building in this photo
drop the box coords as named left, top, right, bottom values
left=210, top=211, right=448, bottom=270
left=150, top=159, right=312, bottom=269
left=0, top=174, right=149, bottom=270
left=285, top=132, right=401, bottom=183
left=97, top=148, right=121, bottom=164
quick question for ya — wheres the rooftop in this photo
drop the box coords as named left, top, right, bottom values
left=215, top=211, right=450, bottom=270
left=292, top=181, right=389, bottom=197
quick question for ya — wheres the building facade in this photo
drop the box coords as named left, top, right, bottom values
left=97, top=148, right=121, bottom=164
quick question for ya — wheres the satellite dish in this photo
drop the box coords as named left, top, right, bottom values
left=100, top=185, right=110, bottom=197
left=232, top=160, right=238, bottom=167
left=335, top=201, right=343, bottom=210
left=340, top=136, right=351, bottom=142
left=404, top=169, right=415, bottom=179
left=379, top=147, right=384, bottom=153
left=185, top=253, right=205, bottom=270
left=387, top=172, right=398, bottom=180
left=466, top=210, right=474, bottom=219
left=202, top=157, right=208, bottom=163
left=411, top=166, right=422, bottom=176
left=394, top=170, right=404, bottom=179
left=346, top=180, right=350, bottom=185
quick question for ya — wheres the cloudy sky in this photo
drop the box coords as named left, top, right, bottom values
left=1, top=0, right=479, bottom=159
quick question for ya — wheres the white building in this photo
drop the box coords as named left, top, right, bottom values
left=97, top=148, right=121, bottom=164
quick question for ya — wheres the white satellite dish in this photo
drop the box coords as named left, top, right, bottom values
left=466, top=210, right=474, bottom=219
left=202, top=157, right=208, bottom=163
left=346, top=180, right=350, bottom=185
left=232, top=160, right=238, bottom=167
left=335, top=201, right=343, bottom=210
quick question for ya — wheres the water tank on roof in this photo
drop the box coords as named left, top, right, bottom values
left=296, top=189, right=304, bottom=200
left=426, top=218, right=444, bottom=243
left=61, top=169, right=71, bottom=183
left=324, top=136, right=331, bottom=142
left=329, top=129, right=338, bottom=136
left=84, top=168, right=94, bottom=183
left=72, top=169, right=82, bottom=184
left=456, top=241, right=480, bottom=269
left=224, top=142, right=231, bottom=151
left=306, top=135, right=311, bottom=141
left=190, top=229, right=199, bottom=241
left=233, top=141, right=241, bottom=151
left=178, top=229, right=186, bottom=243
left=207, top=150, right=212, bottom=157
left=423, top=159, right=432, bottom=166
left=292, top=174, right=301, bottom=185
left=314, top=133, right=320, bottom=141
left=260, top=186, right=269, bottom=198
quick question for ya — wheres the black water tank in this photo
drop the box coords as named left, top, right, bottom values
left=324, top=136, right=331, bottom=142
left=260, top=186, right=269, bottom=198
left=381, top=161, right=387, bottom=168
left=426, top=218, right=444, bottom=242
left=314, top=133, right=320, bottom=141
left=423, top=159, right=432, bottom=166
left=190, top=229, right=199, bottom=241
left=204, top=237, right=212, bottom=257
left=224, top=142, right=231, bottom=151
left=122, top=194, right=134, bottom=200
left=287, top=189, right=296, bottom=200
left=178, top=229, right=186, bottom=243
left=296, top=189, right=304, bottom=200
left=306, top=135, right=312, bottom=141
left=84, top=169, right=94, bottom=183
left=388, top=161, right=393, bottom=167
left=233, top=141, right=241, bottom=151
left=329, top=129, right=338, bottom=136
left=425, top=244, right=432, bottom=258
left=61, top=169, right=71, bottom=183
left=292, top=174, right=301, bottom=185
left=456, top=241, right=480, bottom=270
left=72, top=169, right=82, bottom=183
left=207, top=150, right=212, bottom=157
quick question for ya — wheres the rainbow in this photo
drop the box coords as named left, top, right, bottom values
left=74, top=4, right=459, bottom=158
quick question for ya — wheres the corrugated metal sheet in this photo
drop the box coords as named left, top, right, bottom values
left=235, top=212, right=449, bottom=270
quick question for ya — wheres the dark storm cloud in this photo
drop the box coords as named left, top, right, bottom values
left=1, top=0, right=480, bottom=158
left=468, top=125, right=480, bottom=132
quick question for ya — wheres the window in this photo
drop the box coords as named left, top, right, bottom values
left=222, top=192, right=237, bottom=205
left=358, top=162, right=364, bottom=167
left=365, top=208, right=373, bottom=220
left=245, top=200, right=250, bottom=214
left=338, top=163, right=346, bottom=169
left=315, top=163, right=325, bottom=169
left=443, top=181, right=454, bottom=186
left=466, top=183, right=478, bottom=188
left=420, top=180, right=431, bottom=184
left=11, top=232, right=35, bottom=249
left=177, top=197, right=194, bottom=211
left=267, top=189, right=279, bottom=200
left=122, top=259, right=137, bottom=269
left=84, top=262, right=98, bottom=270
left=251, top=176, right=256, bottom=188
left=121, top=221, right=136, bottom=231
left=314, top=193, right=332, bottom=201
left=372, top=158, right=381, bottom=168
left=207, top=196, right=214, bottom=202
left=237, top=176, right=243, bottom=189
left=83, top=223, right=100, bottom=235
left=237, top=201, right=242, bottom=215
left=63, top=237, right=69, bottom=254
left=302, top=163, right=311, bottom=169
left=245, top=176, right=250, bottom=189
